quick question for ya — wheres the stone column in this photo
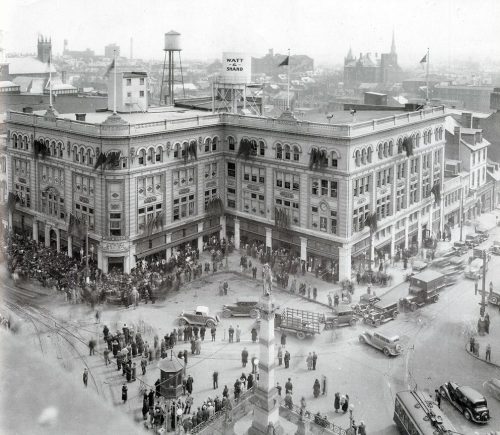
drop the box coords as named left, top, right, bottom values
left=300, top=236, right=307, bottom=262
left=265, top=227, right=272, bottom=250
left=44, top=225, right=50, bottom=247
left=417, top=210, right=422, bottom=250
left=338, top=245, right=352, bottom=281
left=248, top=294, right=283, bottom=435
left=67, top=235, right=73, bottom=257
left=404, top=218, right=409, bottom=249
left=56, top=228, right=60, bottom=252
left=197, top=222, right=204, bottom=252
left=124, top=255, right=130, bottom=274
left=220, top=215, right=227, bottom=240
left=234, top=218, right=240, bottom=250
left=97, top=247, right=106, bottom=273
left=128, top=244, right=137, bottom=272
left=32, top=220, right=38, bottom=242
left=390, top=225, right=396, bottom=261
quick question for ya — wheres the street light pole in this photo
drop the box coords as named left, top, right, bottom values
left=480, top=249, right=487, bottom=317
left=459, top=193, right=464, bottom=242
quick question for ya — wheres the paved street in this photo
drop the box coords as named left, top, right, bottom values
left=2, top=210, right=500, bottom=434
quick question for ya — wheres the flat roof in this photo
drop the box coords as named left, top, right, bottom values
left=36, top=105, right=210, bottom=124
left=299, top=109, right=406, bottom=124
left=411, top=269, right=444, bottom=282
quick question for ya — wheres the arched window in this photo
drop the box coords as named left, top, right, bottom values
left=276, top=143, right=283, bottom=159
left=284, top=144, right=291, bottom=160
left=383, top=142, right=388, bottom=158
left=204, top=138, right=211, bottom=152
left=138, top=149, right=146, bottom=165
left=259, top=140, right=265, bottom=156
left=361, top=149, right=367, bottom=164
left=12, top=134, right=18, bottom=148
left=397, top=138, right=403, bottom=153
left=367, top=147, right=373, bottom=163
left=181, top=142, right=188, bottom=159
left=439, top=127, right=443, bottom=140
left=80, top=148, right=86, bottom=164
left=212, top=137, right=218, bottom=151
left=57, top=142, right=63, bottom=158
left=378, top=143, right=383, bottom=159
left=173, top=143, right=180, bottom=158
left=355, top=150, right=361, bottom=167
left=155, top=147, right=163, bottom=163
left=331, top=151, right=338, bottom=168
left=87, top=149, right=93, bottom=165
left=388, top=140, right=393, bottom=156
left=250, top=139, right=258, bottom=156
left=50, top=141, right=56, bottom=156
left=228, top=136, right=235, bottom=151
left=73, top=146, right=79, bottom=162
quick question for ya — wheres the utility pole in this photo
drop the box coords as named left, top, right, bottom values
left=459, top=192, right=464, bottom=242
left=480, top=249, right=487, bottom=317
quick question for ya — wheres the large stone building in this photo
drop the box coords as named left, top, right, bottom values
left=5, top=75, right=448, bottom=279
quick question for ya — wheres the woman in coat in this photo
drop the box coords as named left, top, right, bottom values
left=306, top=353, right=313, bottom=370
left=334, top=392, right=340, bottom=413
left=313, top=379, right=321, bottom=398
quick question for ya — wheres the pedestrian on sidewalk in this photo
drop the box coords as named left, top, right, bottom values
left=95, top=309, right=100, bottom=324
left=88, top=339, right=96, bottom=356
left=251, top=327, right=258, bottom=343
left=486, top=344, right=491, bottom=361
left=228, top=325, right=234, bottom=343
left=242, top=347, right=248, bottom=367
left=334, top=293, right=339, bottom=307
left=434, top=389, right=441, bottom=409
left=211, top=326, right=216, bottom=341
left=312, top=352, right=318, bottom=370
left=122, top=384, right=128, bottom=403
left=485, top=313, right=490, bottom=334
left=83, top=368, right=88, bottom=387
left=141, top=355, right=147, bottom=375
left=236, top=325, right=241, bottom=342
left=276, top=382, right=282, bottom=396
left=313, top=287, right=317, bottom=300
left=281, top=332, right=287, bottom=347
left=328, top=293, right=332, bottom=307
left=334, top=392, right=340, bottom=413
left=321, top=375, right=327, bottom=395
left=103, top=348, right=110, bottom=365
left=277, top=346, right=283, bottom=366
left=469, top=336, right=475, bottom=352
left=285, top=378, right=293, bottom=395
left=306, top=353, right=313, bottom=370
left=213, top=371, right=219, bottom=389
left=284, top=350, right=291, bottom=368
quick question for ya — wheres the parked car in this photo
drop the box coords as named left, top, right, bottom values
left=358, top=331, right=402, bottom=356
left=439, top=381, right=490, bottom=424
left=412, top=260, right=428, bottom=272
left=222, top=298, right=260, bottom=319
left=464, top=258, right=484, bottom=280
left=465, top=234, right=482, bottom=248
left=178, top=306, right=220, bottom=328
left=363, top=302, right=399, bottom=327
left=475, top=227, right=489, bottom=242
left=452, top=241, right=469, bottom=255
left=323, top=308, right=358, bottom=329
left=352, top=293, right=380, bottom=316
left=489, top=241, right=500, bottom=256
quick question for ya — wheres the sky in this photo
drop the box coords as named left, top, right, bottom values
left=2, top=0, right=500, bottom=67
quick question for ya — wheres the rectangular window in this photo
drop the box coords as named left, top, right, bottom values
left=126, top=78, right=131, bottom=86
left=321, top=180, right=328, bottom=196
left=139, top=90, right=145, bottom=97
left=330, top=211, right=337, bottom=234
left=140, top=78, right=145, bottom=85
left=227, top=162, right=236, bottom=178
left=330, top=181, right=337, bottom=198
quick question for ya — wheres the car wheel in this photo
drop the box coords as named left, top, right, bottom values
left=383, top=347, right=391, bottom=356
left=349, top=319, right=356, bottom=327
left=432, top=295, right=439, bottom=303
left=206, top=320, right=215, bottom=328
left=296, top=331, right=306, bottom=340
left=490, top=296, right=497, bottom=305
left=392, top=311, right=399, bottom=319
left=463, top=409, right=472, bottom=421
left=178, top=318, right=187, bottom=326
left=222, top=309, right=232, bottom=318
left=358, top=335, right=366, bottom=343
left=250, top=309, right=260, bottom=319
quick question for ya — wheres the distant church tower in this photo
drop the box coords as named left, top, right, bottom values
left=37, top=35, right=52, bottom=63
left=391, top=29, right=396, bottom=55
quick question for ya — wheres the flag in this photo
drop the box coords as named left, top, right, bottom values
left=419, top=54, right=427, bottom=64
left=105, top=151, right=121, bottom=169
left=68, top=213, right=86, bottom=239
left=94, top=152, right=107, bottom=170
left=278, top=56, right=289, bottom=67
left=104, top=59, right=115, bottom=78
left=7, top=192, right=19, bottom=212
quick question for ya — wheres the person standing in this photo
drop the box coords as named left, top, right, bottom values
left=122, top=384, right=128, bottom=403
left=228, top=325, right=234, bottom=343
left=276, top=382, right=282, bottom=396
left=486, top=343, right=492, bottom=361
left=285, top=378, right=293, bottom=395
left=313, top=287, right=317, bottom=300
left=88, top=339, right=96, bottom=356
left=434, top=389, right=441, bottom=409
left=358, top=421, right=367, bottom=435
left=321, top=375, right=327, bottom=395
left=251, top=327, right=258, bottom=343
left=313, top=379, right=321, bottom=398
left=200, top=326, right=206, bottom=341
left=312, top=352, right=318, bottom=370
left=334, top=392, right=340, bottom=413
left=103, top=348, right=110, bottom=366
left=186, top=375, right=194, bottom=394
left=284, top=350, right=291, bottom=369
left=342, top=394, right=349, bottom=413
left=213, top=371, right=219, bottom=389
left=306, top=353, right=313, bottom=370
left=281, top=332, right=287, bottom=347
left=241, top=348, right=249, bottom=367
left=83, top=368, right=88, bottom=387
left=277, top=346, right=283, bottom=366
left=195, top=338, right=201, bottom=355
left=141, top=355, right=148, bottom=375
left=211, top=326, right=216, bottom=341
left=469, top=336, right=475, bottom=352
left=236, top=325, right=241, bottom=342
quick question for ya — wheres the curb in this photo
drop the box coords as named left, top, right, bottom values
left=464, top=342, right=499, bottom=368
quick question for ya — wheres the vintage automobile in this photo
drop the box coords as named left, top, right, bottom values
left=323, top=308, right=358, bottom=329
left=411, top=260, right=428, bottom=272
left=352, top=293, right=381, bottom=316
left=178, top=306, right=220, bottom=328
left=222, top=298, right=260, bottom=319
left=363, top=302, right=399, bottom=326
left=489, top=241, right=500, bottom=256
left=429, top=257, right=451, bottom=269
left=275, top=308, right=321, bottom=340
left=358, top=331, right=402, bottom=356
left=464, top=258, right=484, bottom=280
left=488, top=291, right=500, bottom=307
left=439, top=381, right=490, bottom=424
left=465, top=234, right=482, bottom=248
left=475, top=227, right=489, bottom=242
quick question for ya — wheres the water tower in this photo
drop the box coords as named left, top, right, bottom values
left=160, top=31, right=185, bottom=106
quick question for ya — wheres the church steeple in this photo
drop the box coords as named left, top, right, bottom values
left=346, top=46, right=354, bottom=61
left=391, top=29, right=396, bottom=55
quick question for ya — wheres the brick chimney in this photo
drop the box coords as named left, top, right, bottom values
left=472, top=117, right=480, bottom=129
left=461, top=112, right=472, bottom=128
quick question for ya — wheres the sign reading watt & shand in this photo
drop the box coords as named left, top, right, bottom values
left=222, top=52, right=251, bottom=83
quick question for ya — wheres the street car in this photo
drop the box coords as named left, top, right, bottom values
left=439, top=381, right=490, bottom=424
left=358, top=331, right=402, bottom=356
left=222, top=298, right=260, bottom=319
left=178, top=306, right=220, bottom=328
left=323, top=308, right=358, bottom=329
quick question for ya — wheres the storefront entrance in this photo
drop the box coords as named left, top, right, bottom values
left=108, top=256, right=124, bottom=273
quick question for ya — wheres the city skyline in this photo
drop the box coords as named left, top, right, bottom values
left=2, top=0, right=500, bottom=67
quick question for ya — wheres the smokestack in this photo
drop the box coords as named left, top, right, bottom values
left=130, top=37, right=133, bottom=60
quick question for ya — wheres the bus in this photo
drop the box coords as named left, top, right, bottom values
left=394, top=390, right=460, bottom=435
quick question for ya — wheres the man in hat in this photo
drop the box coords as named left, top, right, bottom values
left=83, top=368, right=88, bottom=387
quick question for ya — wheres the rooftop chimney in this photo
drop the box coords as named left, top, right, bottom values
left=472, top=117, right=480, bottom=129
left=453, top=126, right=461, bottom=145
left=461, top=112, right=472, bottom=128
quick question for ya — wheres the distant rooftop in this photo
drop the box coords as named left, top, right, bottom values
left=7, top=57, right=56, bottom=75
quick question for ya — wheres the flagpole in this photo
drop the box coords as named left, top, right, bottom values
left=85, top=222, right=89, bottom=282
left=425, top=48, right=429, bottom=105
left=49, top=49, right=53, bottom=108
left=287, top=48, right=290, bottom=110
left=113, top=49, right=117, bottom=114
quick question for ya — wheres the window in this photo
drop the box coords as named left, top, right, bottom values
left=355, top=150, right=361, bottom=166
left=276, top=144, right=283, bottom=159
left=284, top=144, right=291, bottom=160
left=228, top=136, right=235, bottom=151
left=227, top=188, right=236, bottom=209
left=140, top=78, right=145, bottom=85
left=139, top=90, right=145, bottom=97
left=173, top=194, right=195, bottom=221
left=41, top=190, right=65, bottom=219
left=227, top=162, right=236, bottom=178
left=74, top=202, right=94, bottom=230
left=243, top=165, right=264, bottom=184
left=212, top=137, right=218, bottom=151
left=126, top=78, right=131, bottom=86
left=330, top=211, right=337, bottom=234
left=353, top=176, right=371, bottom=197
left=330, top=181, right=338, bottom=198
left=127, top=92, right=132, bottom=97
left=138, top=149, right=145, bottom=165
left=276, top=171, right=299, bottom=191
left=376, top=194, right=392, bottom=220
left=155, top=148, right=162, bottom=162
left=173, top=168, right=195, bottom=187
left=275, top=200, right=300, bottom=225
left=138, top=203, right=163, bottom=233
left=204, top=163, right=218, bottom=179
left=204, top=188, right=218, bottom=211
left=293, top=146, right=300, bottom=161
left=352, top=205, right=369, bottom=233
left=397, top=162, right=406, bottom=180
left=109, top=213, right=122, bottom=236
left=259, top=140, right=265, bottom=156
left=243, top=190, right=265, bottom=216
left=204, top=138, right=211, bottom=152
left=331, top=151, right=338, bottom=168
left=396, top=186, right=405, bottom=212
